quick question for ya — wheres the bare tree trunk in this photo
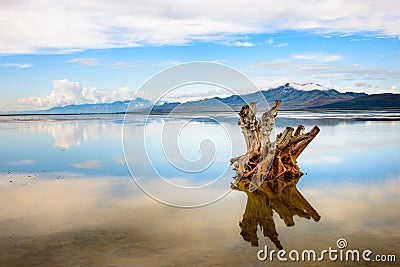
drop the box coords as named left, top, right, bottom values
left=231, top=100, right=320, bottom=193
left=232, top=100, right=321, bottom=249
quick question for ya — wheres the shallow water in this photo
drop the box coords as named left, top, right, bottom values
left=0, top=111, right=399, bottom=266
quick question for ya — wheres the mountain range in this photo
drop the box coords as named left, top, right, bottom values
left=31, top=83, right=400, bottom=114
left=45, top=97, right=151, bottom=114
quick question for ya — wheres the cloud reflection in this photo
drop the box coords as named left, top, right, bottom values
left=19, top=120, right=123, bottom=148
left=0, top=173, right=398, bottom=266
left=72, top=160, right=101, bottom=169
left=5, top=159, right=35, bottom=165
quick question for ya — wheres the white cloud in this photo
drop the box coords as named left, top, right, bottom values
left=231, top=41, right=255, bottom=47
left=1, top=0, right=399, bottom=54
left=252, top=58, right=400, bottom=94
left=264, top=37, right=288, bottom=47
left=210, top=59, right=229, bottom=64
left=321, top=55, right=343, bottom=62
left=300, top=63, right=400, bottom=80
left=1, top=63, right=32, bottom=68
left=265, top=38, right=274, bottom=45
left=255, top=78, right=293, bottom=89
left=110, top=61, right=143, bottom=69
left=67, top=58, right=142, bottom=68
left=162, top=87, right=232, bottom=103
left=273, top=42, right=288, bottom=48
left=341, top=84, right=398, bottom=94
left=253, top=60, right=293, bottom=69
left=17, top=79, right=136, bottom=109
left=292, top=54, right=343, bottom=62
left=350, top=38, right=372, bottom=42
left=354, top=81, right=367, bottom=87
left=67, top=58, right=100, bottom=66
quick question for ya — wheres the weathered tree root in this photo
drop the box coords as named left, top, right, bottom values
left=232, top=100, right=321, bottom=249
left=230, top=100, right=320, bottom=194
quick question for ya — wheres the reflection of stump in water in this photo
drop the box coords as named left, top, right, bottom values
left=230, top=100, right=320, bottom=249
left=239, top=191, right=281, bottom=249
left=237, top=183, right=320, bottom=249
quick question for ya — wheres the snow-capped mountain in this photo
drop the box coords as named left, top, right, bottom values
left=27, top=83, right=400, bottom=114
left=288, top=82, right=330, bottom=91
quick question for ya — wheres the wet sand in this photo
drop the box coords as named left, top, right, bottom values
left=1, top=173, right=398, bottom=266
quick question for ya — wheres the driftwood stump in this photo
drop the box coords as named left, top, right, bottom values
left=230, top=100, right=320, bottom=193
left=231, top=100, right=321, bottom=249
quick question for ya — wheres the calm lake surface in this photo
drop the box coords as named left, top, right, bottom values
left=0, top=111, right=399, bottom=266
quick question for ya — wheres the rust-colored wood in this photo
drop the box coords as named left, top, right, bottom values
left=232, top=100, right=321, bottom=249
left=231, top=100, right=320, bottom=193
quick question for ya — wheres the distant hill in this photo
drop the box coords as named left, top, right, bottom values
left=255, top=84, right=366, bottom=110
left=148, top=83, right=368, bottom=112
left=29, top=83, right=400, bottom=114
left=44, top=97, right=151, bottom=114
left=310, top=93, right=400, bottom=109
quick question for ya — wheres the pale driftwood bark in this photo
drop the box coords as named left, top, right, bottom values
left=231, top=100, right=320, bottom=193
left=233, top=100, right=320, bottom=249
left=239, top=102, right=260, bottom=152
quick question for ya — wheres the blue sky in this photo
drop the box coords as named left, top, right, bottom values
left=0, top=0, right=399, bottom=111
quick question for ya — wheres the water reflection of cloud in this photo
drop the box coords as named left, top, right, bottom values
left=0, top=175, right=116, bottom=235
left=5, top=159, right=35, bottom=165
left=300, top=155, right=342, bottom=164
left=0, top=174, right=398, bottom=266
left=72, top=160, right=101, bottom=169
left=115, top=156, right=126, bottom=164
left=18, top=121, right=123, bottom=148
left=297, top=121, right=400, bottom=177
left=302, top=178, right=400, bottom=234
left=1, top=174, right=398, bottom=235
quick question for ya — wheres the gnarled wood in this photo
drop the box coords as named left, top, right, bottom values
left=232, top=101, right=321, bottom=248
left=231, top=100, right=320, bottom=193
